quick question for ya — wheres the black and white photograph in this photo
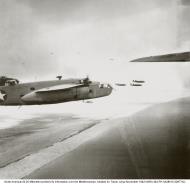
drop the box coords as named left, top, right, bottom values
left=0, top=0, right=190, bottom=180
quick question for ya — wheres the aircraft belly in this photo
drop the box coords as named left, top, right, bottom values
left=44, top=89, right=77, bottom=102
left=76, top=87, right=90, bottom=100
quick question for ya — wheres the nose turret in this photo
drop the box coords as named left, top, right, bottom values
left=107, top=84, right=113, bottom=95
left=98, top=83, right=113, bottom=97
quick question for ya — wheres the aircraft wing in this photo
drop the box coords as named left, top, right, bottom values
left=36, top=84, right=83, bottom=93
left=130, top=51, right=190, bottom=62
left=21, top=83, right=86, bottom=103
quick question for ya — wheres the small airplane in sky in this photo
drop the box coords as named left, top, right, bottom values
left=83, top=100, right=93, bottom=104
left=0, top=76, right=112, bottom=106
left=130, top=83, right=142, bottom=87
left=132, top=80, right=145, bottom=83
left=115, top=83, right=126, bottom=86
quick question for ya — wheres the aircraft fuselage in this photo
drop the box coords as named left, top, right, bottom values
left=0, top=78, right=112, bottom=105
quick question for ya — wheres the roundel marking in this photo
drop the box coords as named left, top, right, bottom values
left=0, top=90, right=7, bottom=102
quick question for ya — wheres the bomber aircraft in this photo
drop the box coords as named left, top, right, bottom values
left=0, top=76, right=112, bottom=106
left=115, top=83, right=126, bottom=86
left=132, top=80, right=145, bottom=83
left=130, top=83, right=142, bottom=87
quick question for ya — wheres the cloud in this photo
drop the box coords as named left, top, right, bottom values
left=177, top=0, right=190, bottom=48
left=17, top=0, right=176, bottom=25
left=181, top=0, right=190, bottom=6
left=0, top=0, right=60, bottom=80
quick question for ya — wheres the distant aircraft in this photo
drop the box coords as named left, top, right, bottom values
left=115, top=83, right=126, bottom=86
left=109, top=58, right=115, bottom=61
left=130, top=51, right=190, bottom=62
left=130, top=83, right=142, bottom=86
left=132, top=80, right=145, bottom=83
left=83, top=100, right=93, bottom=104
left=0, top=76, right=112, bottom=106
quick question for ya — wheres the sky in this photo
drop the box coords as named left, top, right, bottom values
left=0, top=0, right=189, bottom=82
left=0, top=0, right=190, bottom=120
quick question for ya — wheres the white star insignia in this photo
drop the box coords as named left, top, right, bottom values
left=0, top=91, right=6, bottom=102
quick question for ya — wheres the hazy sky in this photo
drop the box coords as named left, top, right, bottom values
left=0, top=0, right=189, bottom=86
left=0, top=0, right=190, bottom=120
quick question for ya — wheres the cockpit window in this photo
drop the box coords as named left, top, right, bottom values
left=0, top=77, right=19, bottom=86
left=5, top=80, right=18, bottom=86
left=99, top=83, right=112, bottom=88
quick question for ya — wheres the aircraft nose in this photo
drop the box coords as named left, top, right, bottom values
left=108, top=84, right=113, bottom=90
left=107, top=84, right=113, bottom=95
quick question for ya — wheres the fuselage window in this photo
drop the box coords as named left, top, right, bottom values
left=5, top=80, right=16, bottom=86
left=100, top=84, right=104, bottom=88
